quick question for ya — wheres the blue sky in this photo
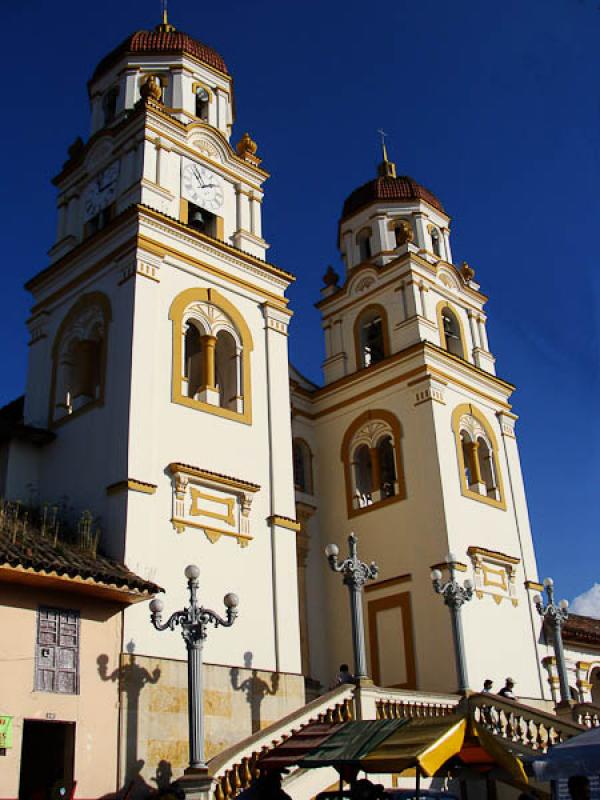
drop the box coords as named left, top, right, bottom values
left=1, top=0, right=598, bottom=603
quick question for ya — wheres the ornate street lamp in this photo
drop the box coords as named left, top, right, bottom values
left=325, top=533, right=378, bottom=680
left=431, top=554, right=474, bottom=693
left=534, top=577, right=571, bottom=705
left=149, top=565, right=239, bottom=771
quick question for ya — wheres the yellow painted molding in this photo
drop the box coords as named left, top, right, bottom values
left=525, top=580, right=544, bottom=591
left=268, top=515, right=301, bottom=532
left=467, top=546, right=520, bottom=565
left=106, top=479, right=157, bottom=496
left=364, top=573, right=412, bottom=593
left=170, top=517, right=251, bottom=548
left=430, top=560, right=468, bottom=573
left=167, top=462, right=260, bottom=492
left=190, top=488, right=235, bottom=526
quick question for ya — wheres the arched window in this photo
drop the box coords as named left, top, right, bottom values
left=51, top=294, right=111, bottom=423
left=341, top=410, right=406, bottom=517
left=430, top=228, right=441, bottom=257
left=293, top=439, right=313, bottom=494
left=103, top=87, right=119, bottom=125
left=195, top=86, right=210, bottom=120
left=355, top=306, right=389, bottom=369
left=438, top=304, right=466, bottom=359
left=170, top=287, right=253, bottom=424
left=452, top=404, right=505, bottom=509
left=356, top=228, right=372, bottom=263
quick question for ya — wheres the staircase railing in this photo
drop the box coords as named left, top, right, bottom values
left=572, top=702, right=600, bottom=728
left=208, top=684, right=355, bottom=800
left=469, top=692, right=585, bottom=752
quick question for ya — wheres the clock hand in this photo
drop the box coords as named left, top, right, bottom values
left=192, top=165, right=206, bottom=187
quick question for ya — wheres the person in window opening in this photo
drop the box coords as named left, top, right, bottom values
left=482, top=679, right=494, bottom=693
left=498, top=677, right=517, bottom=700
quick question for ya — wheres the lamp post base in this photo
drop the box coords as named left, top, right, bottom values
left=175, top=768, right=213, bottom=800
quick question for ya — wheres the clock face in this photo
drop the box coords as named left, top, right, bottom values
left=83, top=161, right=120, bottom=221
left=182, top=159, right=224, bottom=212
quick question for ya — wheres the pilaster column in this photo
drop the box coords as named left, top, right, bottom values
left=404, top=281, right=420, bottom=318
left=343, top=230, right=354, bottom=269
left=468, top=310, right=480, bottom=350
left=465, top=441, right=485, bottom=493
left=201, top=335, right=217, bottom=390
left=442, top=227, right=452, bottom=263
left=477, top=316, right=489, bottom=351
left=413, top=213, right=428, bottom=249
left=419, top=283, right=429, bottom=319
left=370, top=447, right=381, bottom=502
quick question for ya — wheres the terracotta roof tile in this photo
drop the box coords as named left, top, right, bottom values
left=341, top=175, right=445, bottom=221
left=0, top=519, right=161, bottom=596
left=561, top=614, right=600, bottom=646
left=91, top=28, right=229, bottom=84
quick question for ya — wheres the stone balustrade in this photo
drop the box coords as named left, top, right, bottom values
left=572, top=702, right=600, bottom=728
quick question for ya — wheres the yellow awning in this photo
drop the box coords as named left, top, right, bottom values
left=360, top=717, right=467, bottom=776
left=472, top=720, right=528, bottom=784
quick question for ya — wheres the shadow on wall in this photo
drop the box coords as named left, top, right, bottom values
left=230, top=651, right=280, bottom=734
left=97, top=758, right=182, bottom=800
left=97, top=640, right=161, bottom=793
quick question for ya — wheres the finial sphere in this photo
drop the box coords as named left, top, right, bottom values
left=185, top=564, right=201, bottom=580
left=149, top=597, right=164, bottom=613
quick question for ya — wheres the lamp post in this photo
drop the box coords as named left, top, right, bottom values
left=534, top=577, right=571, bottom=705
left=325, top=533, right=378, bottom=680
left=431, top=554, right=474, bottom=693
left=149, top=565, right=239, bottom=771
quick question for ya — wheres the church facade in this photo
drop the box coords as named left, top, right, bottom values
left=0, top=13, right=597, bottom=798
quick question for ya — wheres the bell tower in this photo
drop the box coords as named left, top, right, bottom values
left=291, top=150, right=547, bottom=700
left=12, top=14, right=304, bottom=774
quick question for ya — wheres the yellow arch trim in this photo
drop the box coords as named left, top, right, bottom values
left=436, top=300, right=468, bottom=361
left=169, top=287, right=253, bottom=425
left=451, top=403, right=506, bottom=510
left=340, top=408, right=406, bottom=519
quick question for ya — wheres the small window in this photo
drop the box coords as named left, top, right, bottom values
left=188, top=203, right=217, bottom=237
left=377, top=436, right=397, bottom=498
left=356, top=229, right=372, bottom=262
left=460, top=431, right=473, bottom=487
left=215, top=330, right=238, bottom=411
left=394, top=221, right=412, bottom=248
left=441, top=307, right=464, bottom=358
left=293, top=439, right=313, bottom=494
left=477, top=437, right=498, bottom=499
left=356, top=307, right=388, bottom=368
left=431, top=228, right=441, bottom=257
left=103, top=87, right=119, bottom=125
left=353, top=445, right=373, bottom=507
left=184, top=323, right=204, bottom=398
left=195, top=86, right=210, bottom=120
left=35, top=607, right=80, bottom=695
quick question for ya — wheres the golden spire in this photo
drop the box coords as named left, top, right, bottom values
left=156, top=0, right=176, bottom=32
left=377, top=129, right=397, bottom=178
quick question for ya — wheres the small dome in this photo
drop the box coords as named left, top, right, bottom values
left=341, top=174, right=445, bottom=220
left=91, top=26, right=229, bottom=84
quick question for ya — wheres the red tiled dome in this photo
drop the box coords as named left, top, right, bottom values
left=91, top=27, right=229, bottom=83
left=341, top=175, right=445, bottom=220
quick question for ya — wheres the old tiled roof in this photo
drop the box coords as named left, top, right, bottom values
left=91, top=27, right=229, bottom=83
left=561, top=614, right=600, bottom=646
left=0, top=521, right=161, bottom=596
left=341, top=175, right=445, bottom=220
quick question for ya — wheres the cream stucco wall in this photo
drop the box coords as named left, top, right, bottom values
left=0, top=583, right=123, bottom=799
